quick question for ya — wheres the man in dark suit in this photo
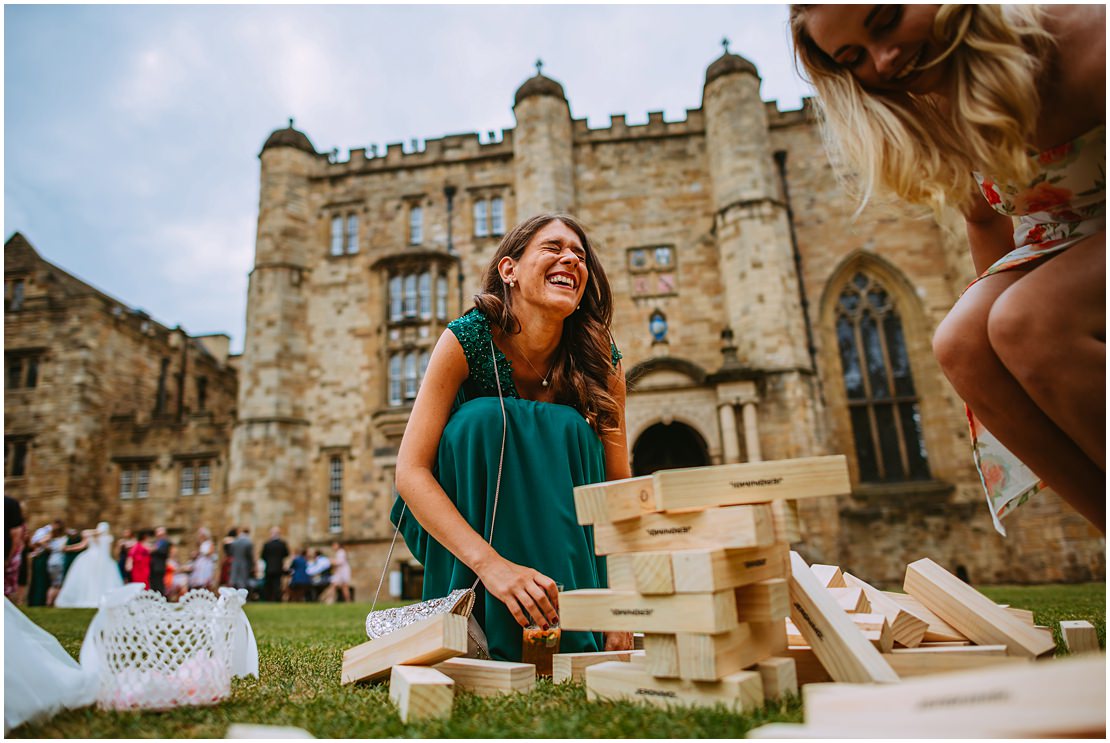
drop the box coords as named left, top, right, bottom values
left=149, top=526, right=170, bottom=596
left=260, top=527, right=290, bottom=602
left=228, top=527, right=254, bottom=592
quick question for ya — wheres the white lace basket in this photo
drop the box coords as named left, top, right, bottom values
left=80, top=586, right=251, bottom=711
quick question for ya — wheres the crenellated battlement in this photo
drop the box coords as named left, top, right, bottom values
left=766, top=97, right=816, bottom=129
left=573, top=108, right=706, bottom=144
left=322, top=129, right=515, bottom=175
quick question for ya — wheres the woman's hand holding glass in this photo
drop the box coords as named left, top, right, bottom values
left=477, top=553, right=560, bottom=629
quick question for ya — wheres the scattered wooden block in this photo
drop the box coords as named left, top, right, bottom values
left=651, top=455, right=850, bottom=511
left=389, top=665, right=454, bottom=723
left=1060, top=620, right=1100, bottom=655
left=675, top=623, right=775, bottom=681
left=573, top=476, right=655, bottom=525
left=883, top=645, right=1030, bottom=677
left=770, top=499, right=802, bottom=543
left=800, top=653, right=1106, bottom=737
left=783, top=645, right=832, bottom=685
left=552, top=650, right=636, bottom=684
left=433, top=657, right=535, bottom=696
left=226, top=724, right=315, bottom=739
left=642, top=633, right=680, bottom=678
left=786, top=552, right=898, bottom=683
left=592, top=504, right=774, bottom=555
left=786, top=617, right=891, bottom=653
left=826, top=586, right=869, bottom=613
left=1004, top=606, right=1036, bottom=626
left=809, top=564, right=846, bottom=588
left=342, top=613, right=468, bottom=684
left=735, top=579, right=790, bottom=623
left=749, top=620, right=788, bottom=656
left=559, top=588, right=738, bottom=634
left=754, top=657, right=797, bottom=700
left=671, top=543, right=790, bottom=594
left=903, top=558, right=1056, bottom=659
left=882, top=591, right=967, bottom=643
left=585, top=660, right=764, bottom=712
left=843, top=573, right=927, bottom=648
left=627, top=649, right=647, bottom=665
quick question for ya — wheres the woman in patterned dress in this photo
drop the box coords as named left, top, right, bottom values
left=791, top=5, right=1104, bottom=533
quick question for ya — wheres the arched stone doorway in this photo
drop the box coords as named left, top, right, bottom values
left=632, top=421, right=711, bottom=476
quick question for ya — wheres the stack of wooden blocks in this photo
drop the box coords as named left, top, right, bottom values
left=557, top=455, right=852, bottom=711
left=340, top=613, right=538, bottom=722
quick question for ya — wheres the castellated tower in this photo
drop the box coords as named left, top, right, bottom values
left=226, top=122, right=318, bottom=540
left=702, top=51, right=825, bottom=460
left=512, top=67, right=575, bottom=215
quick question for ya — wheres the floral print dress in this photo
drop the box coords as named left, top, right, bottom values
left=968, top=124, right=1105, bottom=535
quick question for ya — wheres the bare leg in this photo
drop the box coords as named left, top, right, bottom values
left=934, top=267, right=1105, bottom=531
left=987, top=234, right=1106, bottom=468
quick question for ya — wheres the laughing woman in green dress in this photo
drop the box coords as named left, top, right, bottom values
left=392, top=213, right=633, bottom=662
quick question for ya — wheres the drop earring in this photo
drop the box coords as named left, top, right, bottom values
left=509, top=279, right=516, bottom=288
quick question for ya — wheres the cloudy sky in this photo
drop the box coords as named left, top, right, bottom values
left=5, top=3, right=812, bottom=353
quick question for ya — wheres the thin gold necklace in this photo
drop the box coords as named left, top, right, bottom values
left=514, top=340, right=556, bottom=388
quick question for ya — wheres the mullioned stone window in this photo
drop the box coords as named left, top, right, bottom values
left=178, top=459, right=212, bottom=496
left=5, top=350, right=42, bottom=389
left=473, top=196, right=505, bottom=238
left=5, top=437, right=30, bottom=478
left=328, top=454, right=343, bottom=534
left=116, top=461, right=153, bottom=499
left=835, top=272, right=930, bottom=483
left=627, top=245, right=677, bottom=297
left=330, top=213, right=359, bottom=256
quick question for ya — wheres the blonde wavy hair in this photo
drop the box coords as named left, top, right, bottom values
left=791, top=5, right=1054, bottom=215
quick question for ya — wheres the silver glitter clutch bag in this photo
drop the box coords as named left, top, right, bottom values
left=365, top=587, right=490, bottom=659
left=365, top=339, right=507, bottom=661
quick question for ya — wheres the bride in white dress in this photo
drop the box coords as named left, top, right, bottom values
left=54, top=522, right=124, bottom=609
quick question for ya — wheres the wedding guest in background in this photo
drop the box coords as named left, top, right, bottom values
left=260, top=527, right=290, bottom=602
left=305, top=548, right=331, bottom=603
left=321, top=541, right=352, bottom=604
left=26, top=523, right=52, bottom=607
left=45, top=521, right=70, bottom=606
left=219, top=527, right=237, bottom=587
left=286, top=548, right=311, bottom=602
left=148, top=526, right=170, bottom=596
left=187, top=527, right=216, bottom=593
left=5, top=497, right=25, bottom=600
left=127, top=529, right=154, bottom=589
left=116, top=528, right=136, bottom=582
left=228, top=527, right=254, bottom=592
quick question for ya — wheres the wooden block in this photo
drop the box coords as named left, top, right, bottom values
left=786, top=617, right=890, bottom=653
left=903, top=558, right=1056, bottom=659
left=433, top=657, right=535, bottom=696
left=827, top=586, right=869, bottom=613
left=226, top=724, right=315, bottom=738
left=883, top=645, right=1030, bottom=678
left=593, top=504, right=774, bottom=555
left=342, top=613, right=468, bottom=684
left=809, top=564, right=846, bottom=588
left=917, top=640, right=972, bottom=647
left=675, top=623, right=777, bottom=681
left=388, top=665, right=454, bottom=723
left=651, top=455, right=850, bottom=511
left=786, top=552, right=898, bottom=683
left=1004, top=606, right=1036, bottom=626
left=882, top=591, right=967, bottom=643
left=843, top=573, right=927, bottom=648
left=750, top=620, right=789, bottom=655
left=755, top=657, right=797, bottom=700
left=801, top=653, right=1106, bottom=737
left=574, top=476, right=655, bottom=525
left=603, top=552, right=637, bottom=591
left=552, top=650, right=636, bottom=684
left=671, top=543, right=789, bottom=594
left=627, top=648, right=647, bottom=665
left=559, top=588, right=738, bottom=634
left=642, top=633, right=680, bottom=678
left=770, top=499, right=801, bottom=543
left=1061, top=620, right=1100, bottom=654
left=735, top=578, right=790, bottom=622
left=782, top=645, right=831, bottom=685
left=585, top=660, right=764, bottom=712
left=633, top=552, right=675, bottom=595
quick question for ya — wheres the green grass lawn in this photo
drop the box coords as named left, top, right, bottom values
left=10, top=583, right=1105, bottom=738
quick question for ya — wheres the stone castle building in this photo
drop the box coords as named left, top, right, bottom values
left=8, top=50, right=1103, bottom=596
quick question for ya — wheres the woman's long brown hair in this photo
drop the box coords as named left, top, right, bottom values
left=472, top=213, right=620, bottom=434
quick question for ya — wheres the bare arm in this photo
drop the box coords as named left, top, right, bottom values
left=395, top=330, right=559, bottom=628
left=7, top=527, right=23, bottom=563
left=965, top=190, right=1016, bottom=275
left=600, top=363, right=634, bottom=651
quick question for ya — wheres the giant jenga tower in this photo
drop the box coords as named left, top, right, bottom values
left=558, top=455, right=858, bottom=710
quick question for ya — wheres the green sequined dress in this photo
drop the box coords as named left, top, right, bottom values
left=390, top=308, right=622, bottom=662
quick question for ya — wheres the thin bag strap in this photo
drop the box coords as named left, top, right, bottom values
left=371, top=338, right=508, bottom=613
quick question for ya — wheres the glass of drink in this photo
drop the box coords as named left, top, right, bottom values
left=521, top=583, right=562, bottom=677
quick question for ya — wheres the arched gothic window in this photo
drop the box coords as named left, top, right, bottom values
left=835, top=272, right=930, bottom=482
